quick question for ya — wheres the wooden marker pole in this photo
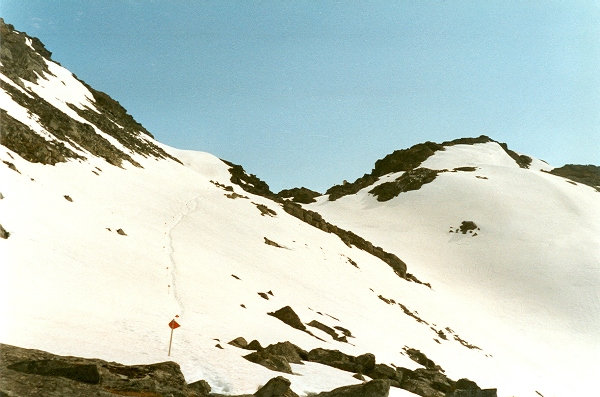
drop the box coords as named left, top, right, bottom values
left=167, top=319, right=180, bottom=356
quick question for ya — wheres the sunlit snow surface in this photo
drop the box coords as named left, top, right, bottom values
left=1, top=57, right=599, bottom=396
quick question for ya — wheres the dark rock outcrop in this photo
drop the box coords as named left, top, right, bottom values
left=0, top=19, right=180, bottom=167
left=0, top=343, right=201, bottom=397
left=313, top=379, right=390, bottom=397
left=7, top=359, right=100, bottom=384
left=223, top=161, right=276, bottom=200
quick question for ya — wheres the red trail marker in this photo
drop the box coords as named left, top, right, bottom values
left=168, top=319, right=180, bottom=356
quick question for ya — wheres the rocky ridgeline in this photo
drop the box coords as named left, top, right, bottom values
left=223, top=161, right=420, bottom=282
left=325, top=136, right=532, bottom=201
left=547, top=164, right=600, bottom=191
left=1, top=343, right=496, bottom=397
left=0, top=19, right=180, bottom=167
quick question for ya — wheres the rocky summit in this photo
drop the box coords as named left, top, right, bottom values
left=1, top=19, right=599, bottom=397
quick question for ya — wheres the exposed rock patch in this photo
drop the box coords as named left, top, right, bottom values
left=369, top=168, right=439, bottom=201
left=277, top=187, right=321, bottom=204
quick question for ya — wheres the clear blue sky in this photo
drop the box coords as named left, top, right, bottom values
left=2, top=1, right=599, bottom=192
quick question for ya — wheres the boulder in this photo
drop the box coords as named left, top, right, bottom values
left=261, top=342, right=304, bottom=364
left=366, top=364, right=403, bottom=387
left=401, top=378, right=445, bottom=397
left=244, top=351, right=293, bottom=374
left=247, top=340, right=264, bottom=351
left=254, top=376, right=299, bottom=397
left=454, top=378, right=479, bottom=390
left=228, top=337, right=249, bottom=349
left=314, top=379, right=390, bottom=397
left=7, top=359, right=100, bottom=384
left=306, top=348, right=359, bottom=373
left=355, top=353, right=376, bottom=373
left=188, top=379, right=211, bottom=396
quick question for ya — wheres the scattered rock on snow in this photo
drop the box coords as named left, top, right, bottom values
left=63, top=195, right=73, bottom=202
left=2, top=160, right=21, bottom=174
left=264, top=237, right=285, bottom=248
left=116, top=228, right=127, bottom=236
left=268, top=306, right=306, bottom=331
left=254, top=203, right=277, bottom=217
left=459, top=221, right=478, bottom=234
left=0, top=224, right=9, bottom=239
left=258, top=292, right=270, bottom=300
left=307, top=320, right=347, bottom=342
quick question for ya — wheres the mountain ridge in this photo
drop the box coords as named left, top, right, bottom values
left=1, top=19, right=599, bottom=397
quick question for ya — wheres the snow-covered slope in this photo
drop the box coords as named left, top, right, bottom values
left=307, top=141, right=600, bottom=396
left=2, top=19, right=599, bottom=397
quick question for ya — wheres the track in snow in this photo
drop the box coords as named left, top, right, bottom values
left=163, top=196, right=201, bottom=317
